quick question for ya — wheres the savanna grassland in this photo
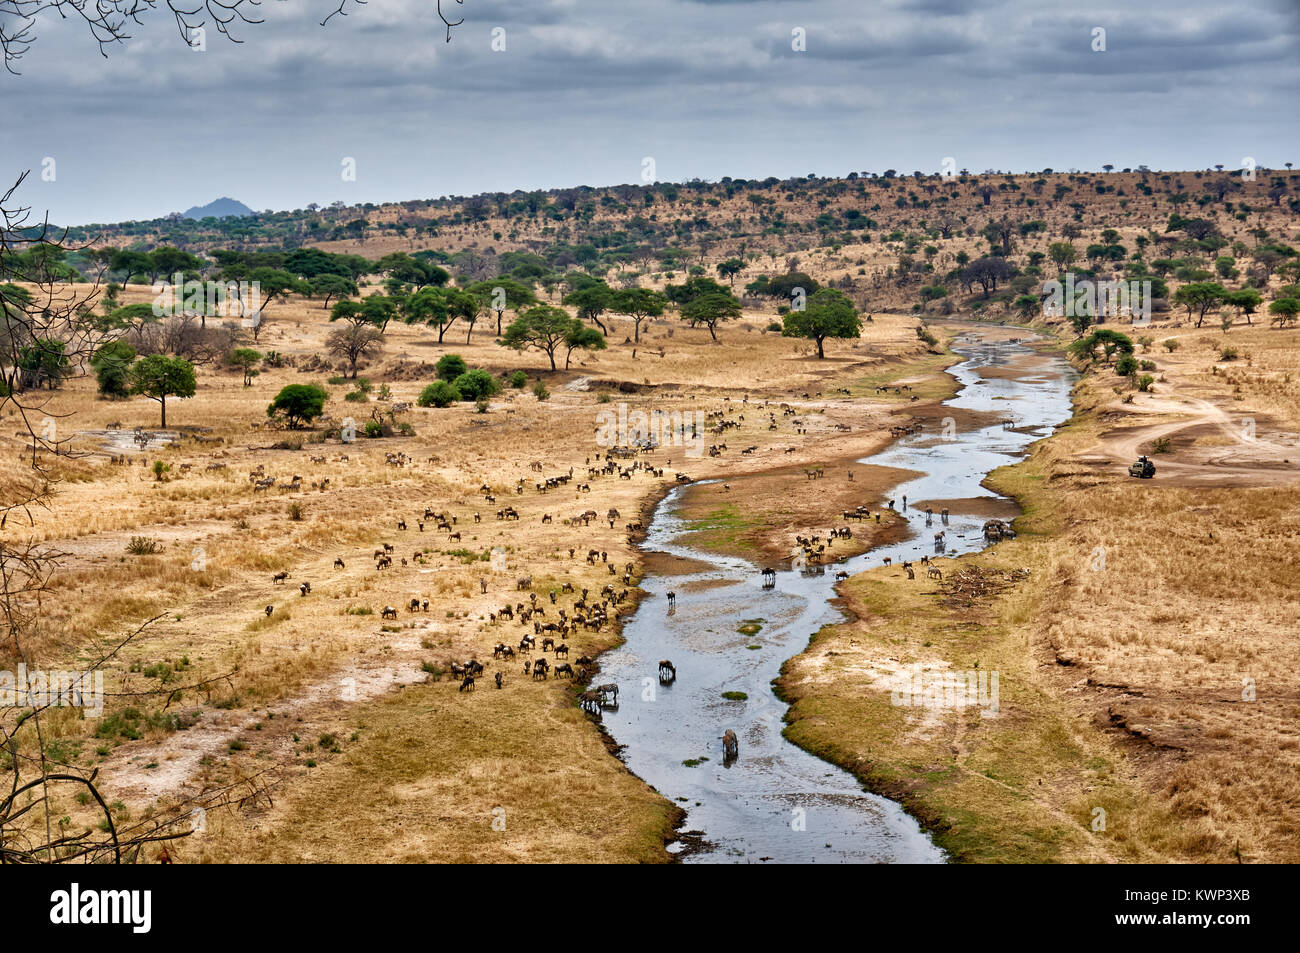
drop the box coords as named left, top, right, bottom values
left=1, top=288, right=946, bottom=862
left=778, top=320, right=1300, bottom=863
left=5, top=165, right=1300, bottom=863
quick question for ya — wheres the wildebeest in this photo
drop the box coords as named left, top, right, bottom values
left=495, top=672, right=504, bottom=689
left=554, top=663, right=574, bottom=679
left=459, top=674, right=475, bottom=692
left=334, top=557, right=345, bottom=569
left=299, top=582, right=312, bottom=596
left=264, top=605, right=273, bottom=617
left=722, top=729, right=739, bottom=760
left=272, top=570, right=290, bottom=585
left=381, top=605, right=398, bottom=620
left=596, top=683, right=618, bottom=705
left=658, top=659, right=676, bottom=682
left=666, top=591, right=676, bottom=608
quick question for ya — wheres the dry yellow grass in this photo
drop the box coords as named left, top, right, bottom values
left=777, top=321, right=1300, bottom=863
left=1, top=291, right=940, bottom=861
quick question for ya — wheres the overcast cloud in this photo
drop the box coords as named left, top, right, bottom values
left=2, top=0, right=1296, bottom=225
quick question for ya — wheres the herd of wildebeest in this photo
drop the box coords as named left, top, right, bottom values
left=238, top=392, right=1005, bottom=763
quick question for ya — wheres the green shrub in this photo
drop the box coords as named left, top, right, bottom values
left=436, top=354, right=469, bottom=381
left=267, top=383, right=328, bottom=428
left=532, top=380, right=550, bottom=401
left=509, top=370, right=528, bottom=389
left=364, top=420, right=383, bottom=438
left=418, top=380, right=461, bottom=408
left=125, top=536, right=161, bottom=555
left=453, top=368, right=500, bottom=401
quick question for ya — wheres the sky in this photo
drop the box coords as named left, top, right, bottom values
left=2, top=0, right=1297, bottom=226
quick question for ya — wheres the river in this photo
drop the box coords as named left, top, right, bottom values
left=597, top=329, right=1076, bottom=863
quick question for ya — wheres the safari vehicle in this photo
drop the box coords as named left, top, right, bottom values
left=1128, top=456, right=1156, bottom=479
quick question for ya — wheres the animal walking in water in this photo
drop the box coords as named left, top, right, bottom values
left=722, top=729, right=739, bottom=760
left=658, top=659, right=676, bottom=682
left=666, top=591, right=676, bottom=609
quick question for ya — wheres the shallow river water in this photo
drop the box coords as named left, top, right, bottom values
left=597, top=329, right=1076, bottom=863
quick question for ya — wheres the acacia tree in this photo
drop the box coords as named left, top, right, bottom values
left=403, top=286, right=478, bottom=344
left=229, top=347, right=261, bottom=386
left=964, top=257, right=1013, bottom=298
left=311, top=273, right=358, bottom=309
left=467, top=278, right=536, bottom=336
left=716, top=258, right=744, bottom=287
left=500, top=305, right=576, bottom=371
left=128, top=353, right=196, bottom=427
left=610, top=288, right=667, bottom=344
left=326, top=323, right=384, bottom=379
left=1173, top=282, right=1227, bottom=327
left=562, top=281, right=614, bottom=334
left=563, top=322, right=606, bottom=369
left=681, top=292, right=742, bottom=342
left=781, top=288, right=862, bottom=359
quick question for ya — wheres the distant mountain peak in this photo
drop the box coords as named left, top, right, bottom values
left=181, top=197, right=255, bottom=220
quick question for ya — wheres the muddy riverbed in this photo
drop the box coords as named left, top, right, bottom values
left=596, top=330, right=1076, bottom=864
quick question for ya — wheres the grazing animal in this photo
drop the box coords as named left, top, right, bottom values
left=555, top=663, right=574, bottom=679
left=272, top=570, right=290, bottom=585
left=596, top=683, right=618, bottom=705
left=264, top=605, right=273, bottom=617
left=459, top=674, right=475, bottom=692
left=299, top=582, right=311, bottom=596
left=722, top=729, right=739, bottom=760
left=495, top=672, right=504, bottom=689
left=381, top=605, right=398, bottom=620
left=928, top=567, right=942, bottom=580
left=334, top=557, right=345, bottom=569
left=554, top=643, right=569, bottom=658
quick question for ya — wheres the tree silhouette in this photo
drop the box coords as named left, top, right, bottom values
left=1, top=0, right=467, bottom=73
